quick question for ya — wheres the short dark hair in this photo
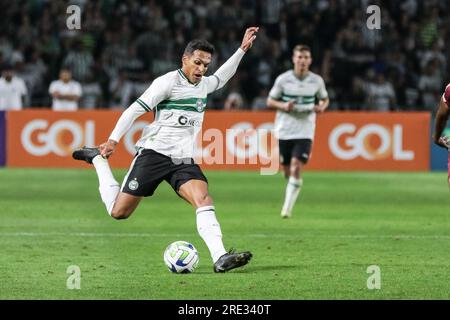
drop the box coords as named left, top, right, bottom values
left=184, top=39, right=215, bottom=56
left=293, top=44, right=311, bottom=54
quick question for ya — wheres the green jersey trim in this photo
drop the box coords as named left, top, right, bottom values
left=157, top=98, right=207, bottom=112
left=136, top=98, right=151, bottom=112
left=281, top=95, right=315, bottom=105
left=178, top=69, right=200, bottom=87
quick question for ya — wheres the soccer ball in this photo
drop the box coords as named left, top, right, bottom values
left=163, top=241, right=199, bottom=273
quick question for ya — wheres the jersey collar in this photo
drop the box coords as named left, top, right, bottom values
left=178, top=69, right=200, bottom=87
left=293, top=70, right=310, bottom=81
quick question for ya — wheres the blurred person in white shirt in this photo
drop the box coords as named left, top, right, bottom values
left=0, top=65, right=27, bottom=110
left=365, top=73, right=397, bottom=111
left=49, top=68, right=82, bottom=111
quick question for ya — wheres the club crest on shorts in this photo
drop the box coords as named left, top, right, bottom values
left=196, top=99, right=204, bottom=112
left=128, top=178, right=139, bottom=191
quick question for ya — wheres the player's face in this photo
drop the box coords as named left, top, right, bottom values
left=182, top=50, right=212, bottom=83
left=2, top=70, right=13, bottom=81
left=292, top=50, right=312, bottom=73
left=60, top=70, right=72, bottom=82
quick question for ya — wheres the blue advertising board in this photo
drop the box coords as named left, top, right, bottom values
left=430, top=121, right=450, bottom=171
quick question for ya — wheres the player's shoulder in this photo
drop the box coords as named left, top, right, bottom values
left=49, top=79, right=62, bottom=88
left=443, top=83, right=450, bottom=103
left=153, top=70, right=178, bottom=82
left=276, top=70, right=294, bottom=82
left=307, top=71, right=325, bottom=83
left=152, top=70, right=178, bottom=85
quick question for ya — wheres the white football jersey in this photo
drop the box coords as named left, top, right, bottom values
left=134, top=69, right=215, bottom=159
left=49, top=80, right=82, bottom=111
left=109, top=48, right=246, bottom=159
left=269, top=70, right=328, bottom=140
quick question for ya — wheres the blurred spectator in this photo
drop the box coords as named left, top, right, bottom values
left=224, top=92, right=245, bottom=111
left=80, top=73, right=102, bottom=109
left=365, top=73, right=397, bottom=111
left=1, top=0, right=449, bottom=111
left=0, top=65, right=27, bottom=110
left=251, top=88, right=269, bottom=111
left=62, top=39, right=94, bottom=82
left=418, top=59, right=443, bottom=111
left=49, top=68, right=82, bottom=111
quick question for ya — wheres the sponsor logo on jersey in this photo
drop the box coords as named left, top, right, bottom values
left=178, top=115, right=201, bottom=127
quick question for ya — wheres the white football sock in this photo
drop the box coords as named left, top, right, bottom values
left=196, top=206, right=227, bottom=263
left=92, top=155, right=120, bottom=215
left=281, top=177, right=303, bottom=216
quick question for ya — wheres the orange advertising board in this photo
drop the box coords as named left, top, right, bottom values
left=308, top=112, right=430, bottom=171
left=6, top=110, right=430, bottom=171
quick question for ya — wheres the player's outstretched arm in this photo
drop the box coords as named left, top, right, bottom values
left=100, top=75, right=172, bottom=158
left=433, top=95, right=450, bottom=149
left=99, top=103, right=147, bottom=158
left=206, top=27, right=259, bottom=93
left=240, top=27, right=259, bottom=52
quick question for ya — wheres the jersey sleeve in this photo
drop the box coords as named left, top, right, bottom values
left=316, top=76, right=328, bottom=100
left=135, top=75, right=172, bottom=112
left=205, top=75, right=221, bottom=94
left=108, top=74, right=173, bottom=142
left=74, top=82, right=82, bottom=96
left=108, top=102, right=147, bottom=143
left=268, top=75, right=283, bottom=100
left=206, top=48, right=245, bottom=94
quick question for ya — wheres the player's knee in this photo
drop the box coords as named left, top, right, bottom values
left=110, top=207, right=132, bottom=220
left=193, top=193, right=213, bottom=208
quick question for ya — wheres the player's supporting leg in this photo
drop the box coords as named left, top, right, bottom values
left=178, top=179, right=252, bottom=272
left=73, top=147, right=141, bottom=219
left=178, top=179, right=226, bottom=262
left=281, top=157, right=303, bottom=218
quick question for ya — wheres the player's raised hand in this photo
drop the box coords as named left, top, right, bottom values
left=99, top=139, right=118, bottom=158
left=435, top=135, right=450, bottom=150
left=240, top=27, right=259, bottom=52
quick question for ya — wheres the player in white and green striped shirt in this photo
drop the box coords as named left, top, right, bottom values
left=267, top=45, right=329, bottom=219
left=73, top=27, right=259, bottom=272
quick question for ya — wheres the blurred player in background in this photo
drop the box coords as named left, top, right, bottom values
left=432, top=83, right=450, bottom=187
left=73, top=27, right=259, bottom=273
left=267, top=45, right=329, bottom=218
left=433, top=83, right=450, bottom=148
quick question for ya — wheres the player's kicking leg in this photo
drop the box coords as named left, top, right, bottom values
left=72, top=147, right=141, bottom=219
left=177, top=179, right=252, bottom=273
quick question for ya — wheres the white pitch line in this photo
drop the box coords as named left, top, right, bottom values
left=0, top=232, right=449, bottom=240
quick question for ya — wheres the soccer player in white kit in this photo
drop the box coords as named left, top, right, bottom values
left=267, top=45, right=329, bottom=218
left=73, top=27, right=259, bottom=273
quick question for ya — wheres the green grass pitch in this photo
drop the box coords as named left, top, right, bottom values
left=0, top=168, right=449, bottom=299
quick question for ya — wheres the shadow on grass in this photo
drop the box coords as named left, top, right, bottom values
left=191, top=264, right=298, bottom=275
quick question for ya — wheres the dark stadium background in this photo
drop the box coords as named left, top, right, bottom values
left=0, top=0, right=448, bottom=111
